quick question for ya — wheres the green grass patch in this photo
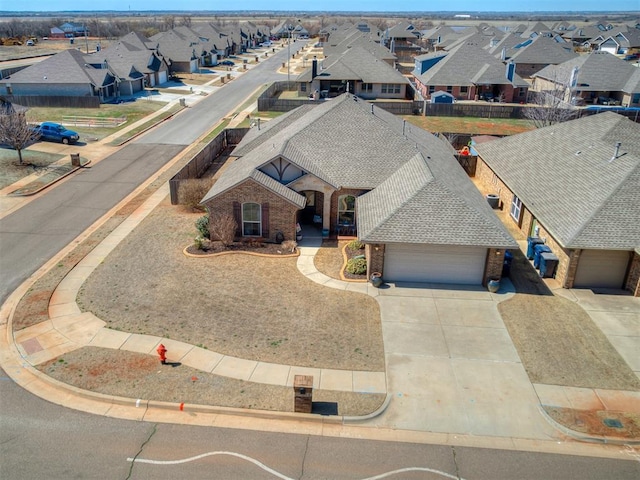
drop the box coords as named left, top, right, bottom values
left=106, top=104, right=183, bottom=146
left=403, top=115, right=536, bottom=136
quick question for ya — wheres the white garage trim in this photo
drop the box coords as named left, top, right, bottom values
left=158, top=70, right=168, bottom=85
left=574, top=249, right=630, bottom=289
left=383, top=244, right=487, bottom=285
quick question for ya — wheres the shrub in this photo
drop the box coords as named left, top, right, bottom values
left=242, top=237, right=264, bottom=248
left=345, top=257, right=367, bottom=275
left=347, top=239, right=364, bottom=250
left=195, top=215, right=209, bottom=239
left=194, top=236, right=205, bottom=250
left=178, top=178, right=214, bottom=211
left=209, top=213, right=237, bottom=247
left=282, top=240, right=297, bottom=253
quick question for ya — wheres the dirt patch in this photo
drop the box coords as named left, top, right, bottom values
left=499, top=294, right=640, bottom=391
left=185, top=239, right=298, bottom=256
left=76, top=199, right=384, bottom=372
left=544, top=406, right=640, bottom=440
left=404, top=115, right=535, bottom=136
left=37, top=347, right=384, bottom=416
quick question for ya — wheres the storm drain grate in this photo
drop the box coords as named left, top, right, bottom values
left=603, top=418, right=623, bottom=428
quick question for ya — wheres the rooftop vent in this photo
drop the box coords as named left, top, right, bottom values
left=609, top=141, right=622, bottom=162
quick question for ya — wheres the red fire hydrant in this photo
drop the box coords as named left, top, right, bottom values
left=157, top=344, right=167, bottom=365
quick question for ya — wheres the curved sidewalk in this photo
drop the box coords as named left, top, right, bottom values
left=10, top=184, right=386, bottom=396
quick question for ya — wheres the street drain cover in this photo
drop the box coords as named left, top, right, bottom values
left=603, top=418, right=623, bottom=428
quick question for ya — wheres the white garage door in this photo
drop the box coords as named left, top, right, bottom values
left=158, top=70, right=168, bottom=85
left=383, top=244, right=487, bottom=285
left=574, top=250, right=630, bottom=289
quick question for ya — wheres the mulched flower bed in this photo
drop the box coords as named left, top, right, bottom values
left=342, top=242, right=367, bottom=281
left=185, top=239, right=297, bottom=256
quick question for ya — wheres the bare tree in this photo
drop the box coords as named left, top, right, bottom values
left=0, top=108, right=39, bottom=165
left=209, top=213, right=237, bottom=247
left=179, top=16, right=192, bottom=27
left=525, top=74, right=578, bottom=128
left=163, top=15, right=176, bottom=31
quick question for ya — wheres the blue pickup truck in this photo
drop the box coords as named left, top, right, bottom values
left=32, top=122, right=80, bottom=144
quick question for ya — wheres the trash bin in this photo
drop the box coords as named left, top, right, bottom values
left=502, top=250, right=513, bottom=277
left=533, top=244, right=552, bottom=269
left=526, top=237, right=545, bottom=260
left=486, top=194, right=500, bottom=209
left=293, top=375, right=313, bottom=413
left=539, top=252, right=559, bottom=278
left=322, top=228, right=329, bottom=238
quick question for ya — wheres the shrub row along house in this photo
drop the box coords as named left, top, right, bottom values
left=201, top=94, right=517, bottom=286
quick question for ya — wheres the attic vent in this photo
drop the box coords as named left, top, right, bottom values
left=575, top=151, right=581, bottom=155
left=609, top=142, right=622, bottom=162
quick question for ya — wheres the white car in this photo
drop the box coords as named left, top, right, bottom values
left=260, top=41, right=272, bottom=47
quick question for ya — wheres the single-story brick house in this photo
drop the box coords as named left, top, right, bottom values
left=201, top=94, right=517, bottom=286
left=473, top=112, right=640, bottom=296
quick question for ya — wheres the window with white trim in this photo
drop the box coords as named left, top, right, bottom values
left=337, top=195, right=356, bottom=227
left=510, top=195, right=522, bottom=223
left=428, top=85, right=435, bottom=94
left=460, top=85, right=468, bottom=94
left=242, top=202, right=261, bottom=236
left=362, top=83, right=373, bottom=92
left=381, top=84, right=400, bottom=94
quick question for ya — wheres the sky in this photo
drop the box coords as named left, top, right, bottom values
left=2, top=1, right=638, bottom=13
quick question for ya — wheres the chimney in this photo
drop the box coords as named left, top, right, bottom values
left=311, top=56, right=317, bottom=79
left=610, top=142, right=622, bottom=162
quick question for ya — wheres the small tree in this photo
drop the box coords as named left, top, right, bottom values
left=525, top=74, right=577, bottom=129
left=209, top=213, right=237, bottom=247
left=0, top=109, right=39, bottom=165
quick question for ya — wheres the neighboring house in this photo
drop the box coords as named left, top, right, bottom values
left=271, top=19, right=309, bottom=39
left=150, top=30, right=200, bottom=73
left=595, top=29, right=640, bottom=55
left=49, top=27, right=65, bottom=39
left=201, top=94, right=517, bottom=286
left=322, top=34, right=396, bottom=66
left=499, top=34, right=577, bottom=78
left=0, top=49, right=118, bottom=101
left=532, top=51, right=640, bottom=106
left=192, top=23, right=234, bottom=58
left=413, top=40, right=529, bottom=103
left=382, top=21, right=422, bottom=60
left=296, top=46, right=411, bottom=100
left=90, top=39, right=170, bottom=90
left=59, top=22, right=89, bottom=37
left=474, top=112, right=640, bottom=296
left=420, top=25, right=456, bottom=50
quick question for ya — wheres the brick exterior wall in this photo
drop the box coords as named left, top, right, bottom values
left=626, top=252, right=640, bottom=297
left=202, top=179, right=299, bottom=242
left=484, top=248, right=505, bottom=285
left=365, top=243, right=385, bottom=280
left=330, top=188, right=369, bottom=234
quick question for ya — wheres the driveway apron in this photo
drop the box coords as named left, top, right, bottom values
left=368, top=283, right=557, bottom=439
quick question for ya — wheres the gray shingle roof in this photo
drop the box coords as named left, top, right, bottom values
left=534, top=51, right=639, bottom=93
left=0, top=49, right=113, bottom=87
left=204, top=95, right=516, bottom=248
left=506, top=35, right=577, bottom=65
left=415, top=40, right=528, bottom=87
left=297, top=46, right=407, bottom=84
left=474, top=112, right=640, bottom=250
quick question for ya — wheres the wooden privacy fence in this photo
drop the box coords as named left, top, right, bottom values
left=169, top=127, right=249, bottom=205
left=3, top=95, right=100, bottom=108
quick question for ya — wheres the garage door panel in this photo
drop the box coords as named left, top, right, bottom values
left=384, top=244, right=486, bottom=285
left=574, top=250, right=629, bottom=289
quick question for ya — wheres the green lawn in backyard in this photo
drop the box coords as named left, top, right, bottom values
left=403, top=115, right=536, bottom=136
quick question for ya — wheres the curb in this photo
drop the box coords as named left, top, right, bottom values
left=9, top=160, right=91, bottom=197
left=537, top=405, right=640, bottom=446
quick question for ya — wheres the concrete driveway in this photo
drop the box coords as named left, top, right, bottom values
left=367, top=282, right=558, bottom=440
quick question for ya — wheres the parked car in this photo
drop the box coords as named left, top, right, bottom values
left=32, top=122, right=79, bottom=144
left=219, top=60, right=235, bottom=66
left=259, top=41, right=272, bottom=47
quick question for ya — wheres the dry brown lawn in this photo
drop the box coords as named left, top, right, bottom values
left=77, top=199, right=384, bottom=372
left=38, top=348, right=385, bottom=416
left=499, top=289, right=640, bottom=392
